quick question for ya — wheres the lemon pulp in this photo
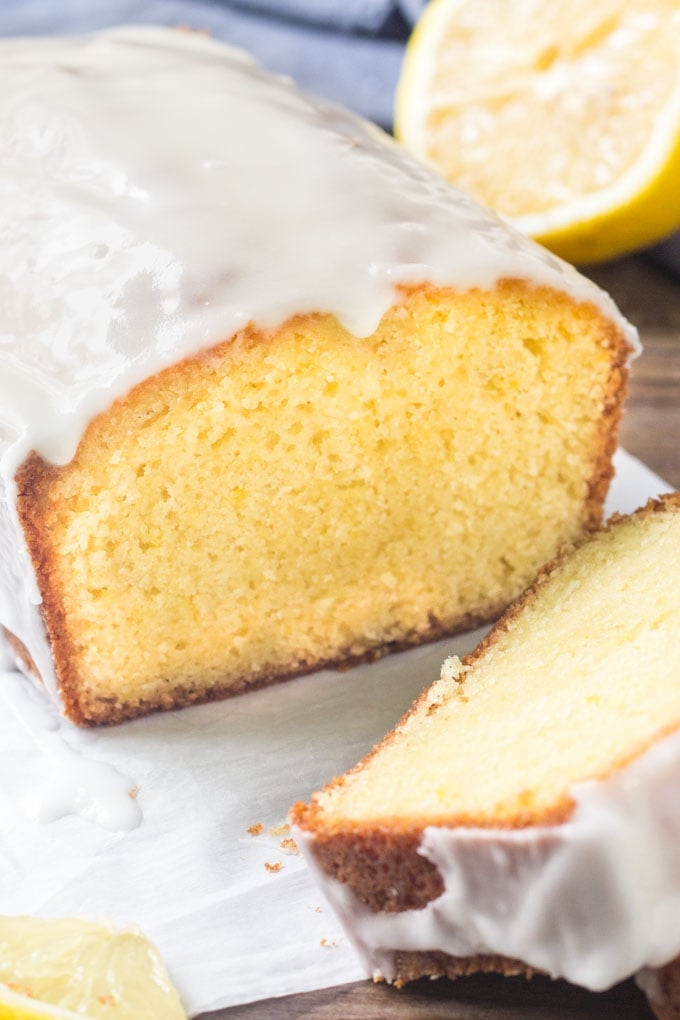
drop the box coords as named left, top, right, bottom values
left=396, top=0, right=680, bottom=262
left=0, top=916, right=186, bottom=1020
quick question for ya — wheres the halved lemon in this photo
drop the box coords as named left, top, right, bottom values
left=0, top=916, right=186, bottom=1020
left=395, top=0, right=680, bottom=263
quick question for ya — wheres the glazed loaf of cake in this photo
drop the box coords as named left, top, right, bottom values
left=0, top=27, right=637, bottom=725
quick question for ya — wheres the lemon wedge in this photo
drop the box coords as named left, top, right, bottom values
left=0, top=916, right=186, bottom=1020
left=395, top=0, right=680, bottom=263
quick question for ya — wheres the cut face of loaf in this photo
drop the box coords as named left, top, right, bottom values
left=291, top=494, right=680, bottom=998
left=13, top=281, right=628, bottom=725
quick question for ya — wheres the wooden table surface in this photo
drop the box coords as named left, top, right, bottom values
left=204, top=254, right=680, bottom=1020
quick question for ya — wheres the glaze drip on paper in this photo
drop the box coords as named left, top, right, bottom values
left=0, top=665, right=142, bottom=831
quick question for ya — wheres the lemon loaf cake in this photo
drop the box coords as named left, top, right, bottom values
left=0, top=28, right=637, bottom=726
left=292, top=494, right=680, bottom=1008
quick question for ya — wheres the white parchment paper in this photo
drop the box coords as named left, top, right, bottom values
left=0, top=449, right=671, bottom=1016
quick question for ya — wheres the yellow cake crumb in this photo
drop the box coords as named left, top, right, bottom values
left=18, top=282, right=630, bottom=725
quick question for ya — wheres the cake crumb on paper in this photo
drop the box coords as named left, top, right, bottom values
left=247, top=822, right=263, bottom=836
left=269, top=823, right=289, bottom=837
left=320, top=938, right=338, bottom=948
left=280, top=837, right=299, bottom=854
left=264, top=861, right=282, bottom=873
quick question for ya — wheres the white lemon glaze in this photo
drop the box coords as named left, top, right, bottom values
left=0, top=655, right=141, bottom=831
left=296, top=728, right=680, bottom=992
left=0, top=26, right=638, bottom=704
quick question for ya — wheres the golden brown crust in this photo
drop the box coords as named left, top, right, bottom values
left=3, top=601, right=508, bottom=727
left=381, top=945, right=680, bottom=1015
left=385, top=950, right=535, bottom=987
left=33, top=600, right=504, bottom=727
left=307, top=825, right=445, bottom=913
left=291, top=804, right=570, bottom=914
left=13, top=454, right=85, bottom=724
left=579, top=310, right=632, bottom=531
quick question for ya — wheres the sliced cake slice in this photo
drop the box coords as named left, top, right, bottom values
left=291, top=494, right=680, bottom=1009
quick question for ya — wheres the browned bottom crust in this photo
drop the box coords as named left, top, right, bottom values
left=387, top=950, right=680, bottom=1020
left=385, top=950, right=535, bottom=987
left=3, top=598, right=508, bottom=727
left=386, top=948, right=680, bottom=1020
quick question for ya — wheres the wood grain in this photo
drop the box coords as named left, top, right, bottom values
left=214, top=973, right=654, bottom=1019
left=200, top=255, right=679, bottom=1020
left=591, top=258, right=680, bottom=488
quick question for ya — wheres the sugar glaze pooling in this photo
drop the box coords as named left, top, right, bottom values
left=0, top=26, right=639, bottom=702
left=0, top=643, right=141, bottom=830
